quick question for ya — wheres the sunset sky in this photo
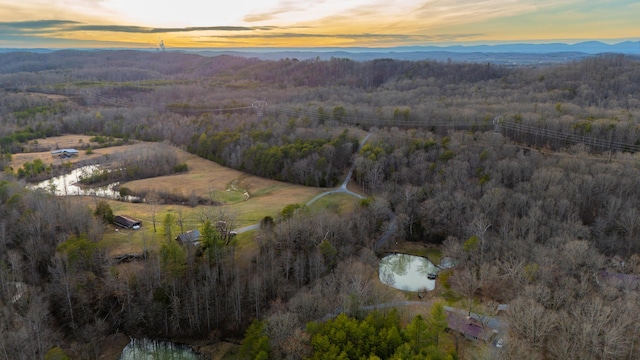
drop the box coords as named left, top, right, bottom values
left=0, top=0, right=638, bottom=48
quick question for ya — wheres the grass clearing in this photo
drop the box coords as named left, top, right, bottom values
left=105, top=227, right=162, bottom=256
left=307, top=192, right=360, bottom=214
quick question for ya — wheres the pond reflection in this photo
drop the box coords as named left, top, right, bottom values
left=29, top=164, right=140, bottom=201
left=379, top=253, right=439, bottom=292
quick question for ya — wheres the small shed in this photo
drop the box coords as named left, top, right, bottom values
left=176, top=230, right=201, bottom=245
left=114, top=215, right=142, bottom=229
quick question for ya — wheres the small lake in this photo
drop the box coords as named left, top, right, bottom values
left=119, top=338, right=200, bottom=360
left=29, top=164, right=140, bottom=201
left=379, top=253, right=439, bottom=292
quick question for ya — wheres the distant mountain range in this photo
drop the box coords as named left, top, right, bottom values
left=1, top=41, right=639, bottom=65
left=380, top=40, right=640, bottom=54
left=186, top=40, right=640, bottom=64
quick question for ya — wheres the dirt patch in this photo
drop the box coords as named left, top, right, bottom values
left=111, top=258, right=146, bottom=277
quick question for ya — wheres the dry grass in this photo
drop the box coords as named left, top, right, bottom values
left=114, top=146, right=324, bottom=208
left=118, top=147, right=325, bottom=224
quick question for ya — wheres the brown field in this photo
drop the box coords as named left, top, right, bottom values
left=116, top=146, right=326, bottom=223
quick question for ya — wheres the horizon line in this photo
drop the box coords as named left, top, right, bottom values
left=1, top=39, right=640, bottom=50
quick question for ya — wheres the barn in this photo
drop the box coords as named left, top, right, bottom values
left=114, top=215, right=142, bottom=229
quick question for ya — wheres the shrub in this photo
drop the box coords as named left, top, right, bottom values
left=44, top=346, right=71, bottom=360
left=94, top=200, right=114, bottom=224
left=173, top=162, right=188, bottom=173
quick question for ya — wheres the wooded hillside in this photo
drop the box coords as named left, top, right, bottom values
left=1, top=50, right=640, bottom=359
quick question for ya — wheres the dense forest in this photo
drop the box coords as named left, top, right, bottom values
left=1, top=50, right=640, bottom=359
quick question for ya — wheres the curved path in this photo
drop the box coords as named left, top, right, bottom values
left=236, top=133, right=372, bottom=234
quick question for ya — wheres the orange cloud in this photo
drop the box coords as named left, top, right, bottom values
left=0, top=0, right=638, bottom=48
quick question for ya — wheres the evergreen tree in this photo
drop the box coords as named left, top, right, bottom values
left=240, top=320, right=271, bottom=360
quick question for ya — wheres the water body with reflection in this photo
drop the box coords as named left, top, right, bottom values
left=29, top=164, right=140, bottom=201
left=119, top=338, right=200, bottom=360
left=379, top=253, right=439, bottom=292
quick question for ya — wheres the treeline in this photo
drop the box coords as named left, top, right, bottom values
left=78, top=142, right=187, bottom=185
left=0, top=50, right=257, bottom=80
left=189, top=128, right=359, bottom=186
left=0, top=91, right=73, bottom=153
left=0, top=51, right=505, bottom=88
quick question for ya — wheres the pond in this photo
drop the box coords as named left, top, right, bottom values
left=379, top=253, right=439, bottom=292
left=29, top=164, right=140, bottom=201
left=119, top=338, right=200, bottom=360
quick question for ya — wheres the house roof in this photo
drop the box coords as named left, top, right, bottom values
left=114, top=215, right=141, bottom=226
left=51, top=148, right=79, bottom=154
left=176, top=229, right=201, bottom=244
left=446, top=312, right=494, bottom=341
left=597, top=270, right=640, bottom=289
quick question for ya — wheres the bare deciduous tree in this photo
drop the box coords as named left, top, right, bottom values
left=449, top=266, right=481, bottom=316
left=506, top=297, right=556, bottom=350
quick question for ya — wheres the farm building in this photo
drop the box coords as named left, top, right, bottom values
left=114, top=215, right=142, bottom=229
left=176, top=230, right=201, bottom=245
left=51, top=148, right=79, bottom=158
